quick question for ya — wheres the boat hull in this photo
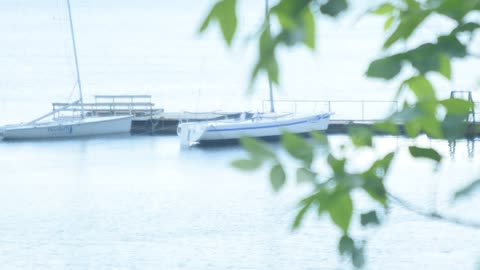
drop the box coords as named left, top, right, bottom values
left=178, top=113, right=331, bottom=145
left=2, top=115, right=133, bottom=140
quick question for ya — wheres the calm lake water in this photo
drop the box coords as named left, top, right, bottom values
left=1, top=1, right=480, bottom=269
left=0, top=135, right=479, bottom=270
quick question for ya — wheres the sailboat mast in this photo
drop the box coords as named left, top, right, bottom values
left=66, top=0, right=85, bottom=117
left=265, top=0, right=275, bottom=113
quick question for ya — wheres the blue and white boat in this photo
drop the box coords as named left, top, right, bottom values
left=2, top=114, right=132, bottom=140
left=177, top=112, right=331, bottom=145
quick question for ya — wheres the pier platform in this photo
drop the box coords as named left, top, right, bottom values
left=130, top=113, right=480, bottom=138
left=51, top=95, right=479, bottom=138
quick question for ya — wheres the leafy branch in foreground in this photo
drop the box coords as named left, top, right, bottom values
left=202, top=0, right=480, bottom=268
left=233, top=132, right=395, bottom=268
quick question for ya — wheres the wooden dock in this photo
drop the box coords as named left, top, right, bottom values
left=131, top=111, right=253, bottom=135
left=49, top=95, right=479, bottom=138
left=130, top=113, right=480, bottom=138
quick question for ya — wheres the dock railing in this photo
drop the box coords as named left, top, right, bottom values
left=52, top=95, right=163, bottom=119
left=263, top=99, right=480, bottom=123
left=262, top=99, right=399, bottom=122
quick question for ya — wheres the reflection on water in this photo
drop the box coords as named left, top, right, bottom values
left=449, top=139, right=477, bottom=159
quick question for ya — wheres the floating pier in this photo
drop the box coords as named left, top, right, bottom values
left=50, top=94, right=480, bottom=138
left=129, top=96, right=480, bottom=138
left=130, top=116, right=480, bottom=138
left=131, top=111, right=254, bottom=135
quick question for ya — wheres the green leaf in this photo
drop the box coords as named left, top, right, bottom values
left=374, top=121, right=399, bottom=135
left=435, top=0, right=480, bottom=22
left=270, top=164, right=286, bottom=192
left=383, top=11, right=428, bottom=48
left=352, top=246, right=365, bottom=268
left=292, top=200, right=312, bottom=230
left=408, top=146, right=442, bottom=163
left=437, top=35, right=467, bottom=58
left=442, top=114, right=468, bottom=140
left=348, top=127, right=373, bottom=147
left=267, top=53, right=279, bottom=85
left=250, top=28, right=279, bottom=86
left=327, top=154, right=346, bottom=178
left=406, top=76, right=436, bottom=102
left=320, top=0, right=348, bottom=17
left=405, top=120, right=422, bottom=137
left=372, top=3, right=395, bottom=15
left=380, top=151, right=395, bottom=169
left=271, top=0, right=307, bottom=18
left=231, top=159, right=262, bottom=171
left=454, top=179, right=480, bottom=200
left=388, top=104, right=424, bottom=123
left=281, top=132, right=314, bottom=166
left=215, top=0, right=238, bottom=46
left=366, top=55, right=402, bottom=80
left=199, top=0, right=238, bottom=46
left=310, top=131, right=329, bottom=146
left=296, top=167, right=316, bottom=183
left=275, top=12, right=297, bottom=30
left=199, top=4, right=216, bottom=32
left=404, top=43, right=441, bottom=75
left=259, top=25, right=275, bottom=53
left=302, top=7, right=316, bottom=49
left=452, top=22, right=480, bottom=34
left=384, top=15, right=395, bottom=30
left=362, top=152, right=395, bottom=207
left=279, top=29, right=298, bottom=47
left=328, top=193, right=353, bottom=232
left=417, top=99, right=437, bottom=114
left=240, top=137, right=275, bottom=160
left=438, top=53, right=452, bottom=79
left=363, top=176, right=388, bottom=207
left=312, top=188, right=331, bottom=216
left=441, top=98, right=473, bottom=115
left=369, top=152, right=395, bottom=177
left=419, top=116, right=443, bottom=138
left=338, top=235, right=354, bottom=255
left=360, top=211, right=380, bottom=226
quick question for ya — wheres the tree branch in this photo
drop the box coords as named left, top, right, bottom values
left=387, top=192, right=480, bottom=229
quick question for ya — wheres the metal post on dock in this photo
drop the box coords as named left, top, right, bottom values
left=150, top=105, right=154, bottom=135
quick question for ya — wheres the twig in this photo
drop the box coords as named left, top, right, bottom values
left=387, top=192, right=480, bottom=229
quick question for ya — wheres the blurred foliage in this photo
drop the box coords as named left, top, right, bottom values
left=202, top=0, right=480, bottom=268
left=455, top=179, right=480, bottom=200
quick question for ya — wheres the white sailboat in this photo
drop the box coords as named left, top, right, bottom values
left=1, top=0, right=132, bottom=140
left=177, top=112, right=331, bottom=145
left=177, top=0, right=331, bottom=146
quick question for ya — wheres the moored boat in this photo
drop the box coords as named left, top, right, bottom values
left=177, top=112, right=331, bottom=145
left=2, top=115, right=132, bottom=140
left=1, top=0, right=132, bottom=140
